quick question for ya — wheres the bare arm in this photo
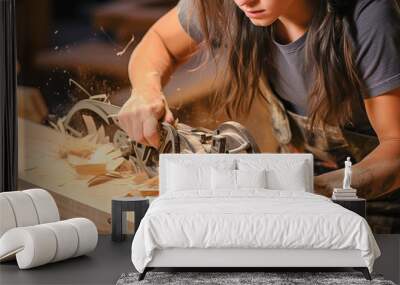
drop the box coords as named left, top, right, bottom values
left=128, top=7, right=198, bottom=94
left=315, top=88, right=400, bottom=199
left=118, top=7, right=199, bottom=148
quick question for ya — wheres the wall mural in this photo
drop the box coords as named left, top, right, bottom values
left=17, top=0, right=399, bottom=234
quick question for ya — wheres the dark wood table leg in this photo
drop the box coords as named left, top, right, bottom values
left=112, top=200, right=123, bottom=242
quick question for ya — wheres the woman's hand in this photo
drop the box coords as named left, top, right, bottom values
left=117, top=89, right=175, bottom=149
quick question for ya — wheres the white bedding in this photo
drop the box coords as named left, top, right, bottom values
left=131, top=190, right=380, bottom=273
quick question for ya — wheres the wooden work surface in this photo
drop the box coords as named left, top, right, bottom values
left=18, top=118, right=153, bottom=233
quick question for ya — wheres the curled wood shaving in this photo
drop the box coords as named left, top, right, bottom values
left=59, top=136, right=97, bottom=159
left=74, top=163, right=107, bottom=176
left=90, top=143, right=115, bottom=163
left=107, top=149, right=122, bottom=161
left=106, top=157, right=125, bottom=172
left=83, top=114, right=97, bottom=135
left=125, top=189, right=159, bottom=197
left=117, top=160, right=135, bottom=173
left=57, top=119, right=66, bottom=135
left=116, top=34, right=135, bottom=56
left=97, top=125, right=106, bottom=144
left=88, top=172, right=124, bottom=187
left=106, top=171, right=124, bottom=178
left=90, top=94, right=108, bottom=101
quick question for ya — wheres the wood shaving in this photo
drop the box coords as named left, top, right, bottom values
left=83, top=114, right=97, bottom=135
left=116, top=34, right=135, bottom=56
left=52, top=112, right=159, bottom=190
left=126, top=189, right=159, bottom=197
left=74, top=163, right=107, bottom=176
left=132, top=172, right=149, bottom=184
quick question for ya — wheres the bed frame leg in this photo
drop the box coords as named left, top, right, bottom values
left=354, top=267, right=371, bottom=280
left=138, top=268, right=148, bottom=281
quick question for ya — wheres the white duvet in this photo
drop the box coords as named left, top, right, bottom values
left=131, top=190, right=380, bottom=273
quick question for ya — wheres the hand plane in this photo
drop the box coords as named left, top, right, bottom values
left=61, top=96, right=260, bottom=177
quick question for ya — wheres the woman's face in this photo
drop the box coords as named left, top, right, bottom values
left=233, top=0, right=295, bottom=26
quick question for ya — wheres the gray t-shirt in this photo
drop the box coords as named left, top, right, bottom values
left=177, top=0, right=400, bottom=134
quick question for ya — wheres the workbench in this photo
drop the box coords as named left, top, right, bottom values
left=18, top=118, right=154, bottom=233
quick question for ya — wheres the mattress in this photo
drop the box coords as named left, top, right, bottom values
left=131, top=190, right=380, bottom=273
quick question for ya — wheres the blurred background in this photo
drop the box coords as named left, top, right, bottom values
left=17, top=0, right=183, bottom=118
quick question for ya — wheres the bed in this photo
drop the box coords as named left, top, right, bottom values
left=131, top=153, right=380, bottom=281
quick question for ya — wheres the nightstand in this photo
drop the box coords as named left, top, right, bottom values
left=111, top=197, right=149, bottom=242
left=332, top=198, right=366, bottom=219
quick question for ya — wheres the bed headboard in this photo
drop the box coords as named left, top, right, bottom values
left=159, top=153, right=314, bottom=195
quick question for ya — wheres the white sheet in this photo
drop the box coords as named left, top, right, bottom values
left=131, top=190, right=380, bottom=273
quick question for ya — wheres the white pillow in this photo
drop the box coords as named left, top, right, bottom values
left=236, top=169, right=267, bottom=189
left=167, top=162, right=209, bottom=191
left=211, top=168, right=236, bottom=190
left=238, top=159, right=309, bottom=191
left=167, top=160, right=236, bottom=192
left=211, top=168, right=267, bottom=190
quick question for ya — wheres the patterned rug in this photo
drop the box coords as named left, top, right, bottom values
left=116, top=271, right=395, bottom=285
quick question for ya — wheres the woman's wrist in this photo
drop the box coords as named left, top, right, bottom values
left=131, top=71, right=164, bottom=98
left=130, top=85, right=164, bottom=100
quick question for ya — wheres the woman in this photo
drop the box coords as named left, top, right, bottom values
left=118, top=0, right=400, bottom=233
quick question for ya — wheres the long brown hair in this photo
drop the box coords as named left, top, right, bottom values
left=193, top=0, right=363, bottom=129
